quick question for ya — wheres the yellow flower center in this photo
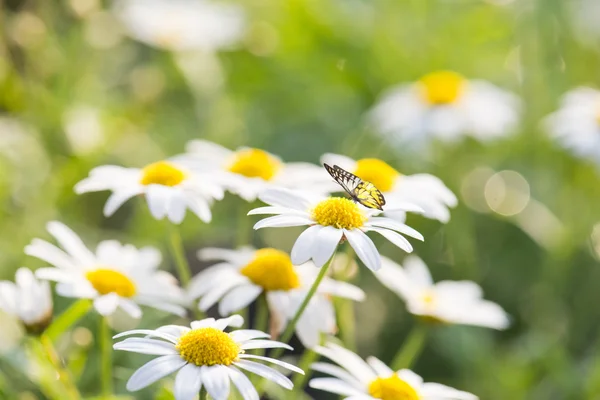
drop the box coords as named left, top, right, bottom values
left=176, top=327, right=241, bottom=366
left=354, top=159, right=400, bottom=192
left=227, top=148, right=281, bottom=180
left=418, top=71, right=465, bottom=105
left=311, top=197, right=366, bottom=230
left=368, top=375, right=419, bottom=400
left=139, top=161, right=186, bottom=187
left=85, top=269, right=136, bottom=298
left=240, top=248, right=300, bottom=291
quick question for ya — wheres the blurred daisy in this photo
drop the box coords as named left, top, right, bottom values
left=374, top=256, right=509, bottom=329
left=310, top=342, right=478, bottom=400
left=544, top=87, right=600, bottom=164
left=74, top=158, right=225, bottom=224
left=25, top=221, right=186, bottom=319
left=188, top=247, right=365, bottom=347
left=0, top=268, right=53, bottom=334
left=113, top=315, right=303, bottom=400
left=249, top=188, right=423, bottom=271
left=321, top=153, right=457, bottom=223
left=115, top=0, right=245, bottom=52
left=182, top=140, right=331, bottom=201
left=370, top=71, right=520, bottom=145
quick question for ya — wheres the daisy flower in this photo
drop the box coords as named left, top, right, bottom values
left=74, top=158, right=226, bottom=224
left=0, top=268, right=53, bottom=334
left=249, top=188, right=424, bottom=271
left=321, top=153, right=457, bottom=223
left=181, top=140, right=332, bottom=201
left=309, top=342, right=478, bottom=400
left=113, top=315, right=303, bottom=400
left=115, top=0, right=245, bottom=52
left=187, top=247, right=365, bottom=347
left=369, top=71, right=520, bottom=145
left=544, top=87, right=600, bottom=164
left=25, top=221, right=186, bottom=319
left=373, top=256, right=509, bottom=329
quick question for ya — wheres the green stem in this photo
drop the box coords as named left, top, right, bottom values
left=45, top=299, right=92, bottom=342
left=99, top=317, right=113, bottom=397
left=200, top=386, right=208, bottom=399
left=167, top=224, right=192, bottom=287
left=390, top=323, right=428, bottom=370
left=40, top=334, right=80, bottom=400
left=271, top=251, right=337, bottom=360
left=253, top=294, right=270, bottom=356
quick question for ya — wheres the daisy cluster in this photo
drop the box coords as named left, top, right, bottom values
left=0, top=131, right=512, bottom=400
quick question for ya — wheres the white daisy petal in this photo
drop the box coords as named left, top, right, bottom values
left=47, top=221, right=96, bottom=265
left=366, top=356, right=393, bottom=377
left=126, top=355, right=186, bottom=391
left=234, top=360, right=293, bottom=390
left=227, top=366, right=259, bottom=400
left=94, top=293, right=120, bottom=316
left=258, top=188, right=312, bottom=211
left=313, top=226, right=343, bottom=267
left=366, top=217, right=424, bottom=241
left=238, top=354, right=304, bottom=375
left=309, top=378, right=364, bottom=396
left=174, top=363, right=203, bottom=400
left=314, top=343, right=376, bottom=384
left=240, top=340, right=292, bottom=351
left=113, top=329, right=179, bottom=343
left=343, top=229, right=381, bottom=271
left=253, top=215, right=313, bottom=230
left=420, top=382, right=478, bottom=399
left=396, top=369, right=423, bottom=388
left=310, top=362, right=363, bottom=389
left=104, top=187, right=141, bottom=216
left=229, top=329, right=271, bottom=342
left=218, top=284, right=262, bottom=316
left=201, top=365, right=231, bottom=400
left=291, top=225, right=323, bottom=265
left=213, top=315, right=245, bottom=330
left=145, top=184, right=171, bottom=219
left=167, top=191, right=187, bottom=224
left=113, top=338, right=179, bottom=355
left=368, top=227, right=413, bottom=253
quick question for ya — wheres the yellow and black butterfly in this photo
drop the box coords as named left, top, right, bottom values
left=324, top=163, right=386, bottom=211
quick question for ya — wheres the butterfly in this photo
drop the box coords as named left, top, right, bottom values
left=323, top=163, right=386, bottom=211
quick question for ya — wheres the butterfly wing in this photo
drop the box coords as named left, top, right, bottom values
left=354, top=181, right=386, bottom=210
left=323, top=163, right=361, bottom=196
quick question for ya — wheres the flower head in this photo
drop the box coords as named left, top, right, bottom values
left=374, top=256, right=509, bottom=329
left=181, top=140, right=332, bottom=201
left=25, top=221, right=186, bottom=319
left=249, top=188, right=423, bottom=271
left=309, top=342, right=478, bottom=400
left=0, top=268, right=53, bottom=334
left=321, top=153, right=457, bottom=223
left=74, top=158, right=226, bottom=224
left=113, top=315, right=303, bottom=400
left=115, top=0, right=245, bottom=52
left=369, top=71, right=520, bottom=146
left=188, top=247, right=365, bottom=347
left=544, top=87, right=600, bottom=164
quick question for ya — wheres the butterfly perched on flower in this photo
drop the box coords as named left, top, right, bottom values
left=324, top=163, right=386, bottom=210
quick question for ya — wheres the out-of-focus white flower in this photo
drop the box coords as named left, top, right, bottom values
left=74, top=158, right=226, bottom=224
left=63, top=105, right=105, bottom=155
left=249, top=188, right=423, bottom=271
left=321, top=153, right=457, bottom=223
left=113, top=315, right=303, bottom=400
left=115, top=0, right=245, bottom=52
left=374, top=256, right=509, bottom=329
left=188, top=247, right=365, bottom=347
left=182, top=140, right=332, bottom=201
left=370, top=71, right=520, bottom=146
left=309, top=342, right=478, bottom=400
left=544, top=87, right=600, bottom=164
left=25, top=221, right=186, bottom=319
left=0, top=268, right=53, bottom=334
